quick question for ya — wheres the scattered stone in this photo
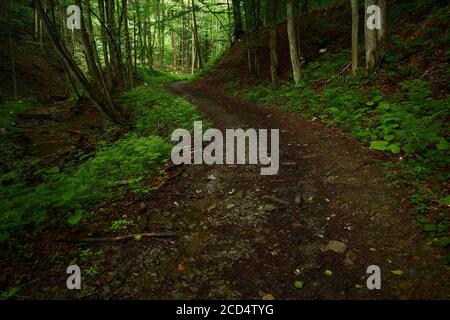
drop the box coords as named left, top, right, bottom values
left=261, top=204, right=277, bottom=212
left=294, top=194, right=302, bottom=205
left=226, top=203, right=235, bottom=209
left=262, top=294, right=274, bottom=300
left=344, top=251, right=357, bottom=266
left=280, top=161, right=297, bottom=166
left=323, top=240, right=347, bottom=253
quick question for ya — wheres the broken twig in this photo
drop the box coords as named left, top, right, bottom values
left=59, top=232, right=177, bottom=243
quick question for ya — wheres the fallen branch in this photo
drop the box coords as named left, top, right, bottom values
left=325, top=61, right=352, bottom=84
left=420, top=64, right=439, bottom=79
left=152, top=168, right=185, bottom=192
left=59, top=232, right=177, bottom=243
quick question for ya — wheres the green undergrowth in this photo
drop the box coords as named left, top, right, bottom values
left=0, top=68, right=202, bottom=248
left=0, top=98, right=34, bottom=133
left=0, top=98, right=35, bottom=173
left=228, top=49, right=449, bottom=255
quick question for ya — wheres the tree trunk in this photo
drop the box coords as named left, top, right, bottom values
left=269, top=0, right=278, bottom=83
left=286, top=0, right=301, bottom=83
left=351, top=0, right=359, bottom=75
left=135, top=0, right=144, bottom=65
left=171, top=31, right=177, bottom=69
left=34, top=0, right=123, bottom=123
left=191, top=26, right=196, bottom=73
left=122, top=0, right=134, bottom=88
left=39, top=0, right=46, bottom=49
left=364, top=0, right=386, bottom=73
left=97, top=0, right=113, bottom=89
left=77, top=0, right=119, bottom=115
left=8, top=3, right=17, bottom=99
left=377, top=0, right=387, bottom=60
left=231, top=0, right=243, bottom=40
left=191, top=0, right=202, bottom=69
left=105, top=0, right=117, bottom=82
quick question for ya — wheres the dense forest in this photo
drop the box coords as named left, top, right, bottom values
left=0, top=0, right=449, bottom=300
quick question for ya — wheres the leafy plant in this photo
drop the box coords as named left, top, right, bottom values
left=110, top=219, right=129, bottom=232
left=0, top=69, right=204, bottom=247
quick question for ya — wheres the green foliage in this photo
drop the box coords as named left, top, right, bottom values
left=0, top=287, right=19, bottom=300
left=0, top=70, right=203, bottom=247
left=0, top=134, right=171, bottom=243
left=233, top=54, right=449, bottom=175
left=124, top=68, right=207, bottom=136
left=231, top=50, right=449, bottom=241
left=67, top=210, right=86, bottom=226
left=110, top=219, right=130, bottom=232
left=0, top=99, right=34, bottom=132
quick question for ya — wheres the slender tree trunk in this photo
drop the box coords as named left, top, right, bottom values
left=142, top=1, right=149, bottom=65
left=97, top=0, right=113, bottom=89
left=351, top=0, right=359, bottom=75
left=269, top=0, right=278, bottom=83
left=181, top=1, right=185, bottom=69
left=231, top=0, right=243, bottom=40
left=76, top=0, right=102, bottom=83
left=377, top=0, right=387, bottom=60
left=106, top=0, right=117, bottom=81
left=8, top=1, right=17, bottom=99
left=286, top=0, right=301, bottom=82
left=171, top=31, right=177, bottom=69
left=133, top=7, right=137, bottom=70
left=122, top=0, right=134, bottom=88
left=191, top=0, right=202, bottom=68
left=243, top=0, right=259, bottom=74
left=365, top=0, right=387, bottom=72
left=76, top=0, right=120, bottom=119
left=39, top=0, right=46, bottom=49
left=34, top=7, right=39, bottom=39
left=191, top=26, right=196, bottom=73
left=135, top=0, right=144, bottom=65
left=159, top=0, right=166, bottom=67
left=85, top=0, right=102, bottom=70
left=150, top=11, right=157, bottom=66
left=34, top=0, right=123, bottom=123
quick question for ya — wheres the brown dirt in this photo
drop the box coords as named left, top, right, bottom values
left=6, top=80, right=448, bottom=300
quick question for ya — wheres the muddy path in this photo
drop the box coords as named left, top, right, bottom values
left=12, top=80, right=449, bottom=300
left=160, top=80, right=449, bottom=299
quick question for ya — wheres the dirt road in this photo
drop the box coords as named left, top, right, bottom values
left=16, top=81, right=449, bottom=299
left=157, top=81, right=449, bottom=299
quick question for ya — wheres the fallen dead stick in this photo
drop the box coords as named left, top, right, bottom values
left=59, top=232, right=177, bottom=243
left=152, top=168, right=185, bottom=192
left=325, top=61, right=352, bottom=83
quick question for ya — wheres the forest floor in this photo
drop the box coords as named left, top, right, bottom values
left=8, top=79, right=449, bottom=300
